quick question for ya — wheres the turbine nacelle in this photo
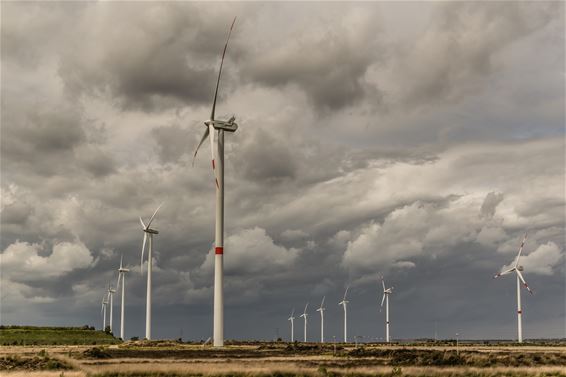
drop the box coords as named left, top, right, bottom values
left=143, top=228, right=159, bottom=235
left=517, top=265, right=524, bottom=271
left=204, top=118, right=238, bottom=132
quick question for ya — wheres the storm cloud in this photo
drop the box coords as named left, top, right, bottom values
left=1, top=2, right=564, bottom=341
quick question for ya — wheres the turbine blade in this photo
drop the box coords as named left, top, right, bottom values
left=304, top=303, right=309, bottom=314
left=381, top=293, right=385, bottom=307
left=516, top=270, right=533, bottom=294
left=209, top=124, right=219, bottom=188
left=116, top=273, right=121, bottom=291
left=494, top=267, right=515, bottom=279
left=382, top=279, right=386, bottom=291
left=146, top=203, right=163, bottom=228
left=210, top=17, right=236, bottom=121
left=193, top=127, right=210, bottom=165
left=140, top=233, right=148, bottom=273
left=321, top=295, right=325, bottom=308
left=139, top=217, right=146, bottom=229
left=291, top=308, right=295, bottom=317
left=344, top=285, right=350, bottom=301
left=514, top=231, right=528, bottom=267
left=120, top=254, right=123, bottom=269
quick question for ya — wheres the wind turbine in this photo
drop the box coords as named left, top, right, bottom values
left=193, top=17, right=238, bottom=348
left=101, top=294, right=108, bottom=331
left=299, top=303, right=309, bottom=342
left=288, top=308, right=295, bottom=342
left=116, top=255, right=130, bottom=340
left=140, top=204, right=162, bottom=340
left=107, top=285, right=116, bottom=333
left=380, top=277, right=394, bottom=343
left=338, top=286, right=349, bottom=342
left=494, top=232, right=533, bottom=343
left=316, top=296, right=326, bottom=343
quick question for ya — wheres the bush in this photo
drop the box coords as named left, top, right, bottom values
left=83, top=347, right=112, bottom=359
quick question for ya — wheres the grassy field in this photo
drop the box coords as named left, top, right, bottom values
left=0, top=341, right=565, bottom=377
left=0, top=326, right=121, bottom=346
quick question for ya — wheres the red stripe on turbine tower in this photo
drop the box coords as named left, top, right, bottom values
left=215, top=247, right=224, bottom=255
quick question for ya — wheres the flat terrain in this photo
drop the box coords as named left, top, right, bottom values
left=1, top=341, right=566, bottom=377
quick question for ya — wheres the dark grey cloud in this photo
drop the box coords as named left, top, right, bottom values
left=235, top=128, right=297, bottom=182
left=480, top=192, right=504, bottom=218
left=384, top=1, right=559, bottom=109
left=242, top=4, right=384, bottom=112
left=151, top=124, right=193, bottom=164
left=1, top=2, right=564, bottom=342
left=54, top=3, right=248, bottom=111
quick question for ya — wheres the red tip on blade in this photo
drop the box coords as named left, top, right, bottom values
left=215, top=247, right=224, bottom=255
left=212, top=160, right=216, bottom=169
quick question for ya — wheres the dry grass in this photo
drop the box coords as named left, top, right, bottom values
left=2, top=372, right=86, bottom=377
left=2, top=344, right=566, bottom=377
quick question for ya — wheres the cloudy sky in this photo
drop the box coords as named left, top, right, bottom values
left=1, top=2, right=564, bottom=341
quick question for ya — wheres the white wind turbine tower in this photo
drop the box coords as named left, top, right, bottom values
left=193, top=17, right=238, bottom=348
left=316, top=296, right=326, bottom=343
left=494, top=232, right=533, bottom=343
left=299, top=303, right=309, bottom=342
left=338, top=286, right=350, bottom=342
left=101, top=294, right=108, bottom=331
left=107, top=285, right=116, bottom=333
left=139, top=204, right=162, bottom=340
left=288, top=308, right=295, bottom=342
left=116, top=255, right=130, bottom=340
left=380, top=277, right=394, bottom=343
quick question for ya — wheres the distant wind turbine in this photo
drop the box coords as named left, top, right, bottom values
left=288, top=308, right=295, bottom=342
left=140, top=203, right=162, bottom=340
left=192, top=17, right=238, bottom=348
left=316, top=296, right=326, bottom=343
left=101, top=294, right=108, bottom=331
left=494, top=232, right=533, bottom=343
left=116, top=255, right=130, bottom=340
left=107, top=285, right=116, bottom=333
left=299, top=303, right=309, bottom=342
left=338, top=286, right=350, bottom=342
left=380, top=277, right=394, bottom=343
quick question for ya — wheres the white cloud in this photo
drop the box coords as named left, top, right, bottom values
left=342, top=198, right=479, bottom=273
left=280, top=229, right=309, bottom=241
left=202, top=227, right=298, bottom=275
left=520, top=242, right=563, bottom=275
left=394, top=260, right=416, bottom=269
left=1, top=240, right=94, bottom=280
